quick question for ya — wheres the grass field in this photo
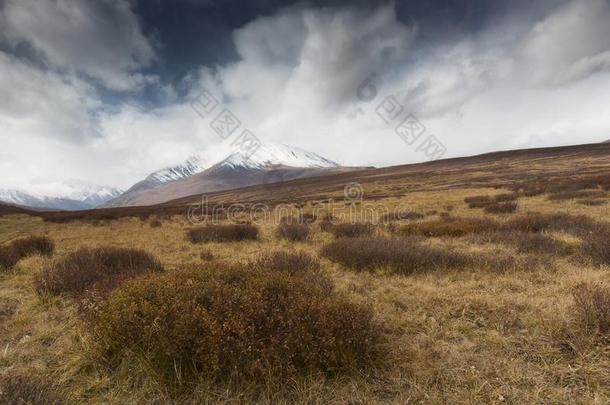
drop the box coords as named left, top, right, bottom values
left=1, top=144, right=610, bottom=404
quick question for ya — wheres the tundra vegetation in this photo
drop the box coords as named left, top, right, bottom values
left=1, top=150, right=610, bottom=404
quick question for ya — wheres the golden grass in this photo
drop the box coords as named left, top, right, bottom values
left=0, top=178, right=609, bottom=403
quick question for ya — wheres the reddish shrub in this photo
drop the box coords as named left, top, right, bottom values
left=484, top=202, right=518, bottom=214
left=0, top=373, right=64, bottom=405
left=86, top=262, right=382, bottom=383
left=321, top=236, right=471, bottom=274
left=0, top=236, right=54, bottom=271
left=400, top=217, right=499, bottom=238
left=276, top=223, right=309, bottom=242
left=33, top=247, right=163, bottom=296
left=582, top=232, right=610, bottom=265
left=330, top=223, right=373, bottom=238
left=572, top=282, right=610, bottom=334
left=187, top=224, right=259, bottom=243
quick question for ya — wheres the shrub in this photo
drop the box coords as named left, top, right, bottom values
left=11, top=236, right=54, bottom=257
left=276, top=223, right=309, bottom=242
left=319, top=219, right=334, bottom=233
left=381, top=211, right=425, bottom=222
left=572, top=282, right=610, bottom=334
left=582, top=232, right=610, bottom=265
left=400, top=217, right=499, bottom=238
left=149, top=219, right=162, bottom=228
left=548, top=190, right=606, bottom=201
left=0, top=373, right=64, bottom=405
left=484, top=202, right=518, bottom=214
left=86, top=263, right=382, bottom=384
left=515, top=233, right=573, bottom=255
left=578, top=199, right=607, bottom=206
left=0, top=236, right=54, bottom=271
left=506, top=213, right=605, bottom=236
left=0, top=246, right=20, bottom=271
left=200, top=250, right=214, bottom=261
left=34, top=247, right=163, bottom=296
left=464, top=195, right=493, bottom=209
left=330, top=223, right=373, bottom=238
left=253, top=251, right=321, bottom=275
left=187, top=224, right=259, bottom=243
left=522, top=187, right=546, bottom=197
left=494, top=193, right=518, bottom=202
left=321, top=236, right=470, bottom=274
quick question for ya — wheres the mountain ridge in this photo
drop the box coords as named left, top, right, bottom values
left=102, top=143, right=351, bottom=208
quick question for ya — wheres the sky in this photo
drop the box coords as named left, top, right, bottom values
left=1, top=0, right=610, bottom=192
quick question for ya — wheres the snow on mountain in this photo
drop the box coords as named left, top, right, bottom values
left=219, top=143, right=340, bottom=169
left=146, top=153, right=209, bottom=183
left=0, top=180, right=123, bottom=211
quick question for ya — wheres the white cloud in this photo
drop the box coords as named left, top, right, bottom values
left=519, top=0, right=610, bottom=85
left=2, top=1, right=610, bottom=194
left=0, top=0, right=155, bottom=91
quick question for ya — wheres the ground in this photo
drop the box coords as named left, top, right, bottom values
left=1, top=143, right=609, bottom=404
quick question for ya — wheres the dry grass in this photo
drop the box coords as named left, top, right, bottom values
left=2, top=147, right=610, bottom=403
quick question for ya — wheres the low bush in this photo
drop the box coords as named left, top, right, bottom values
left=548, top=190, right=606, bottom=201
left=33, top=247, right=163, bottom=296
left=276, top=223, right=309, bottom=242
left=400, top=217, right=499, bottom=238
left=86, top=261, right=382, bottom=384
left=381, top=211, right=425, bottom=222
left=253, top=251, right=321, bottom=275
left=515, top=233, right=573, bottom=255
left=319, top=218, right=334, bottom=232
left=464, top=195, right=493, bottom=208
left=330, top=223, right=373, bottom=238
left=582, top=232, right=610, bottom=265
left=484, top=202, right=518, bottom=214
left=578, top=199, right=607, bottom=206
left=0, top=373, right=64, bottom=405
left=11, top=236, right=54, bottom=257
left=187, top=224, right=259, bottom=243
left=506, top=213, right=606, bottom=236
left=0, top=236, right=54, bottom=271
left=494, top=193, right=518, bottom=202
left=572, top=282, right=610, bottom=334
left=149, top=219, right=162, bottom=228
left=200, top=250, right=214, bottom=261
left=321, top=236, right=471, bottom=274
left=0, top=246, right=21, bottom=271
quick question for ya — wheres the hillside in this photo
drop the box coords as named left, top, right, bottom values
left=1, top=142, right=610, bottom=403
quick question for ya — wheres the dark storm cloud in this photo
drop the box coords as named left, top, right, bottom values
left=133, top=0, right=570, bottom=86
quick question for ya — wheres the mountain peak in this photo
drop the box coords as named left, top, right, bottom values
left=220, top=143, right=340, bottom=170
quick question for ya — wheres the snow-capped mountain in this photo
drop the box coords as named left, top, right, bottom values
left=0, top=181, right=123, bottom=211
left=146, top=153, right=209, bottom=184
left=220, top=143, right=339, bottom=170
left=103, top=143, right=349, bottom=207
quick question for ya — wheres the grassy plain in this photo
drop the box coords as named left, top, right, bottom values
left=1, top=143, right=610, bottom=404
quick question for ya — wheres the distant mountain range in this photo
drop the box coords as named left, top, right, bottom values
left=0, top=144, right=357, bottom=210
left=102, top=143, right=356, bottom=207
left=0, top=181, right=122, bottom=211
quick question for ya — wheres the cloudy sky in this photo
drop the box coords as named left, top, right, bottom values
left=1, top=0, right=609, bottom=191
